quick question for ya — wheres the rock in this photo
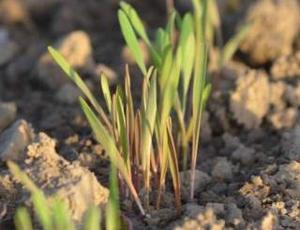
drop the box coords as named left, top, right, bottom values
left=212, top=157, right=233, bottom=181
left=232, top=145, right=256, bottom=165
left=268, top=108, right=297, bottom=130
left=260, top=212, right=278, bottom=230
left=240, top=0, right=300, bottom=64
left=285, top=83, right=300, bottom=107
left=180, top=170, right=211, bottom=199
left=94, top=64, right=118, bottom=84
left=230, top=70, right=270, bottom=129
left=36, top=31, right=93, bottom=89
left=122, top=40, right=149, bottom=66
left=0, top=102, right=17, bottom=133
left=281, top=126, right=300, bottom=161
left=0, top=120, right=34, bottom=161
left=271, top=51, right=300, bottom=80
left=225, top=203, right=244, bottom=227
left=269, top=81, right=286, bottom=111
left=55, top=83, right=81, bottom=104
left=0, top=28, right=18, bottom=66
left=0, top=132, right=109, bottom=223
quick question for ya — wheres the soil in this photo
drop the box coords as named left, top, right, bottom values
left=0, top=0, right=300, bottom=229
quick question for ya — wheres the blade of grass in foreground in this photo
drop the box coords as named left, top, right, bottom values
left=52, top=198, right=75, bottom=230
left=83, top=206, right=101, bottom=230
left=106, top=164, right=121, bottom=230
left=79, top=97, right=145, bottom=216
left=14, top=207, right=33, bottom=230
left=7, top=161, right=52, bottom=230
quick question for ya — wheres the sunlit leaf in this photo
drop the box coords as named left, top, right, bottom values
left=118, top=10, right=147, bottom=75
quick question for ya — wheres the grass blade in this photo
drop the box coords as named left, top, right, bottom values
left=14, top=207, right=33, bottom=230
left=48, top=47, right=112, bottom=133
left=220, top=23, right=252, bottom=66
left=118, top=10, right=147, bottom=75
left=100, top=74, right=112, bottom=114
left=79, top=97, right=145, bottom=216
left=84, top=206, right=101, bottom=230
left=106, top=164, right=121, bottom=230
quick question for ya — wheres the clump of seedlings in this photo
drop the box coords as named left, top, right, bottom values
left=8, top=0, right=250, bottom=228
left=49, top=0, right=210, bottom=216
left=49, top=0, right=249, bottom=216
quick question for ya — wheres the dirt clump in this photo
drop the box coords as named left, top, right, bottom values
left=230, top=69, right=270, bottom=129
left=271, top=51, right=300, bottom=80
left=0, top=132, right=109, bottom=223
left=36, top=30, right=93, bottom=89
left=240, top=0, right=300, bottom=64
left=172, top=204, right=225, bottom=230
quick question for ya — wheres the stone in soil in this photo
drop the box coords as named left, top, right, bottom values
left=0, top=119, right=34, bottom=161
left=240, top=0, right=300, bottom=64
left=0, top=102, right=17, bottom=133
left=0, top=132, right=109, bottom=223
left=36, top=30, right=94, bottom=89
left=230, top=69, right=270, bottom=129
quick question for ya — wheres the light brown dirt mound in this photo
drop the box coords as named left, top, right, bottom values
left=0, top=132, right=109, bottom=223
left=240, top=0, right=300, bottom=64
left=230, top=69, right=270, bottom=129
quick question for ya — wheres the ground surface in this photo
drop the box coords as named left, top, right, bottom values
left=0, top=0, right=300, bottom=229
